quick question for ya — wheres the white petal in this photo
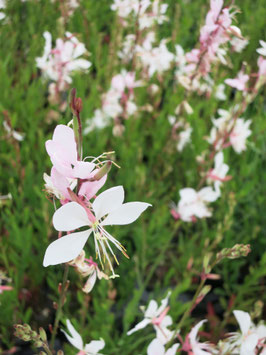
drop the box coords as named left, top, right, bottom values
left=101, top=202, right=151, bottom=226
left=82, top=270, right=97, bottom=293
left=233, top=310, right=251, bottom=335
left=43, top=230, right=91, bottom=267
left=240, top=333, right=259, bottom=354
left=157, top=291, right=171, bottom=315
left=61, top=319, right=83, bottom=351
left=147, top=338, right=165, bottom=355
left=53, top=202, right=90, bottom=231
left=92, top=186, right=124, bottom=220
left=127, top=318, right=151, bottom=335
left=145, top=300, right=159, bottom=318
left=189, top=320, right=207, bottom=345
left=166, top=343, right=180, bottom=355
left=84, top=339, right=105, bottom=353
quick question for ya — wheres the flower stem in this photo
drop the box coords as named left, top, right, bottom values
left=50, top=264, right=69, bottom=349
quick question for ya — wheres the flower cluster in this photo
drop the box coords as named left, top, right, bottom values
left=36, top=32, right=91, bottom=106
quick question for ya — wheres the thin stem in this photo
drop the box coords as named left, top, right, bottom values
left=166, top=260, right=217, bottom=349
left=50, top=264, right=70, bottom=349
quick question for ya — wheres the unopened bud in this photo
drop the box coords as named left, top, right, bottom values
left=92, top=161, right=112, bottom=181
left=34, top=340, right=43, bottom=348
left=53, top=302, right=58, bottom=310
left=39, top=328, right=47, bottom=342
left=58, top=282, right=62, bottom=293
left=57, top=350, right=64, bottom=355
left=74, top=97, right=83, bottom=113
left=48, top=324, right=53, bottom=334
left=216, top=244, right=251, bottom=263
left=21, top=334, right=31, bottom=342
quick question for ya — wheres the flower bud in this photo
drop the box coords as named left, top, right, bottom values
left=92, top=161, right=112, bottom=181
left=216, top=244, right=251, bottom=263
left=39, top=327, right=47, bottom=342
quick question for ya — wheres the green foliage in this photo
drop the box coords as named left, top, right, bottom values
left=0, top=0, right=265, bottom=353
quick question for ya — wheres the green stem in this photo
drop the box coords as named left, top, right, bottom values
left=50, top=264, right=70, bottom=349
left=166, top=260, right=217, bottom=349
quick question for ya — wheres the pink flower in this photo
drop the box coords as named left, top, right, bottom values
left=46, top=125, right=96, bottom=179
left=225, top=71, right=249, bottom=91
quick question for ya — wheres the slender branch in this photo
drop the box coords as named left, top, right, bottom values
left=50, top=264, right=70, bottom=349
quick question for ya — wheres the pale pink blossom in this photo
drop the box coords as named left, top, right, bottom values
left=62, top=319, right=105, bottom=355
left=43, top=186, right=151, bottom=276
left=225, top=70, right=249, bottom=91
left=127, top=292, right=175, bottom=345
left=45, top=125, right=96, bottom=179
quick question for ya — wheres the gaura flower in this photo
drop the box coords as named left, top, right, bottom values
left=187, top=320, right=213, bottom=354
left=69, top=251, right=109, bottom=293
left=225, top=310, right=263, bottom=355
left=62, top=319, right=105, bottom=355
left=127, top=292, right=175, bottom=345
left=46, top=125, right=96, bottom=179
left=225, top=70, right=249, bottom=91
left=147, top=338, right=179, bottom=355
left=256, top=40, right=266, bottom=57
left=207, top=151, right=230, bottom=187
left=172, top=185, right=220, bottom=222
left=43, top=186, right=151, bottom=276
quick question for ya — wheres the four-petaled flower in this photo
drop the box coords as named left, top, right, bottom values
left=43, top=186, right=151, bottom=277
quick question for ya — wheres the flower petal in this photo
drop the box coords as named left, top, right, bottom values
left=43, top=230, right=91, bottom=267
left=82, top=270, right=97, bottom=293
left=53, top=202, right=89, bottom=231
left=127, top=318, right=151, bottom=335
left=84, top=339, right=105, bottom=353
left=61, top=319, right=83, bottom=351
left=92, top=186, right=124, bottom=220
left=101, top=202, right=151, bottom=226
left=147, top=338, right=165, bottom=355
left=166, top=343, right=180, bottom=355
left=233, top=310, right=251, bottom=336
left=73, top=161, right=95, bottom=179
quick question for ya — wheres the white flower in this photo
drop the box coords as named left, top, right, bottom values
left=177, top=124, right=192, bottom=152
left=176, top=185, right=220, bottom=222
left=207, top=151, right=229, bottom=187
left=36, top=32, right=91, bottom=90
left=188, top=320, right=213, bottom=354
left=215, top=84, right=226, bottom=101
left=62, top=319, right=105, bottom=355
left=230, top=118, right=252, bottom=153
left=127, top=292, right=175, bottom=345
left=84, top=109, right=110, bottom=134
left=69, top=251, right=109, bottom=293
left=3, top=121, right=25, bottom=141
left=137, top=38, right=174, bottom=77
left=257, top=40, right=266, bottom=57
left=147, top=338, right=179, bottom=355
left=227, top=311, right=260, bottom=355
left=43, top=186, right=151, bottom=276
left=231, top=37, right=249, bottom=53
